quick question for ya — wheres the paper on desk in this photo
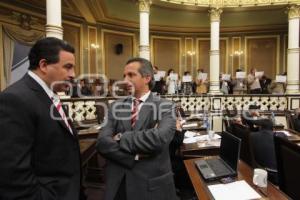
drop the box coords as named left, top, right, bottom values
left=184, top=131, right=197, bottom=138
left=182, top=123, right=198, bottom=128
left=276, top=130, right=291, bottom=136
left=194, top=134, right=221, bottom=141
left=208, top=180, right=261, bottom=200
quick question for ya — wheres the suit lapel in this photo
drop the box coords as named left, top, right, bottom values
left=119, top=98, right=132, bottom=131
left=134, top=93, right=154, bottom=131
left=24, top=74, right=75, bottom=136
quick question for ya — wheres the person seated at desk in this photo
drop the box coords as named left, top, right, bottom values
left=242, top=105, right=263, bottom=132
left=250, top=120, right=286, bottom=185
left=293, top=108, right=300, bottom=132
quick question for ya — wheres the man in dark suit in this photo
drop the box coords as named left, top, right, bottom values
left=96, top=58, right=178, bottom=200
left=0, top=37, right=83, bottom=200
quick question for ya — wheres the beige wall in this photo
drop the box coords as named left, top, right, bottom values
left=103, top=31, right=134, bottom=81
left=196, top=39, right=227, bottom=76
left=246, top=36, right=279, bottom=78
left=152, top=37, right=180, bottom=74
left=63, top=23, right=82, bottom=76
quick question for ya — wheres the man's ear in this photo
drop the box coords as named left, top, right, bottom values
left=144, top=75, right=151, bottom=85
left=38, top=59, right=48, bottom=73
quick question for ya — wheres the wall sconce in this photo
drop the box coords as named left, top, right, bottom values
left=187, top=51, right=195, bottom=56
left=90, top=43, right=100, bottom=49
left=230, top=50, right=243, bottom=57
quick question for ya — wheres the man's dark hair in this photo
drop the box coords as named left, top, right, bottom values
left=28, top=37, right=75, bottom=70
left=126, top=57, right=155, bottom=89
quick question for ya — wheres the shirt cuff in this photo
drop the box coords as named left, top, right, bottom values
left=134, top=154, right=139, bottom=161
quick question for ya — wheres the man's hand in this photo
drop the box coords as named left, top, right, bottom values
left=113, top=133, right=122, bottom=141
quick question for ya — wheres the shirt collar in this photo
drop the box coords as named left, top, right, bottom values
left=28, top=71, right=56, bottom=100
left=133, top=90, right=151, bottom=103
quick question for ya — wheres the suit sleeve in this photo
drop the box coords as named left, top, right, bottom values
left=0, top=93, right=41, bottom=200
left=96, top=104, right=135, bottom=169
left=119, top=101, right=176, bottom=155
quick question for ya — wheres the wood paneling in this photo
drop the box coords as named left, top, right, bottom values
left=197, top=39, right=227, bottom=75
left=246, top=37, right=278, bottom=78
left=152, top=38, right=180, bottom=74
left=63, top=23, right=81, bottom=76
left=220, top=40, right=227, bottom=74
left=185, top=38, right=193, bottom=73
left=88, top=27, right=97, bottom=74
left=104, top=32, right=133, bottom=81
left=197, top=40, right=210, bottom=74
left=232, top=37, right=241, bottom=73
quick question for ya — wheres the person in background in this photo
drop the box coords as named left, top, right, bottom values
left=232, top=69, right=247, bottom=94
left=196, top=68, right=208, bottom=94
left=181, top=71, right=193, bottom=95
left=166, top=68, right=178, bottom=95
left=94, top=79, right=103, bottom=96
left=152, top=66, right=165, bottom=94
left=0, top=37, right=85, bottom=200
left=220, top=73, right=231, bottom=94
left=247, top=68, right=262, bottom=94
left=70, top=79, right=80, bottom=97
left=260, top=75, right=272, bottom=94
left=79, top=79, right=92, bottom=96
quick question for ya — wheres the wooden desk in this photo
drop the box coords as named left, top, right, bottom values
left=78, top=127, right=99, bottom=139
left=275, top=129, right=300, bottom=143
left=181, top=140, right=220, bottom=158
left=184, top=158, right=290, bottom=200
left=181, top=131, right=221, bottom=158
left=79, top=139, right=97, bottom=166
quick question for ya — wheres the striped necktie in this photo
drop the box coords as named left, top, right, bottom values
left=51, top=97, right=73, bottom=134
left=131, top=99, right=142, bottom=127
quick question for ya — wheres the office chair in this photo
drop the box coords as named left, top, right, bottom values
left=274, top=135, right=300, bottom=200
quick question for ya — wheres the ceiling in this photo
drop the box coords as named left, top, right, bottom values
left=2, top=0, right=294, bottom=33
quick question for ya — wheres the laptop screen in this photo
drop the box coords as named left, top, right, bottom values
left=220, top=131, right=241, bottom=171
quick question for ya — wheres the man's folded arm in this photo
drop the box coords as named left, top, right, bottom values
left=119, top=102, right=176, bottom=155
left=96, top=107, right=135, bottom=168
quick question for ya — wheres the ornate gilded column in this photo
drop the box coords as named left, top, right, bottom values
left=139, top=0, right=151, bottom=60
left=286, top=5, right=300, bottom=94
left=209, top=8, right=222, bottom=94
left=46, top=0, right=63, bottom=39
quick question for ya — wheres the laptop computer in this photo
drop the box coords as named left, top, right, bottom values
left=195, top=131, right=241, bottom=181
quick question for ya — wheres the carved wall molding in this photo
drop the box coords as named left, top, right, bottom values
left=287, top=5, right=300, bottom=19
left=139, top=0, right=152, bottom=12
left=62, top=94, right=300, bottom=123
left=209, top=8, right=222, bottom=22
left=160, top=0, right=300, bottom=8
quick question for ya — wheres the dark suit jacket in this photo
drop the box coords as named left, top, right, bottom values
left=293, top=115, right=300, bottom=132
left=96, top=93, right=178, bottom=200
left=0, top=74, right=82, bottom=200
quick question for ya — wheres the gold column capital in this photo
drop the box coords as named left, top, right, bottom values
left=287, top=5, right=300, bottom=19
left=209, top=7, right=223, bottom=22
left=139, top=0, right=152, bottom=12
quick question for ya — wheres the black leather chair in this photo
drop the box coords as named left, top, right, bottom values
left=249, top=128, right=280, bottom=185
left=231, top=123, right=253, bottom=167
left=275, top=135, right=300, bottom=200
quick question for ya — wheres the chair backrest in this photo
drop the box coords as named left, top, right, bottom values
left=285, top=111, right=295, bottom=130
left=249, top=129, right=277, bottom=170
left=274, top=135, right=300, bottom=200
left=231, top=123, right=253, bottom=167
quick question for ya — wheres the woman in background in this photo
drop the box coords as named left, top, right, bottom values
left=166, top=68, right=177, bottom=94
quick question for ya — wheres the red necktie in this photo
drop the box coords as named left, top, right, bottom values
left=131, top=99, right=141, bottom=127
left=52, top=97, right=73, bottom=134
